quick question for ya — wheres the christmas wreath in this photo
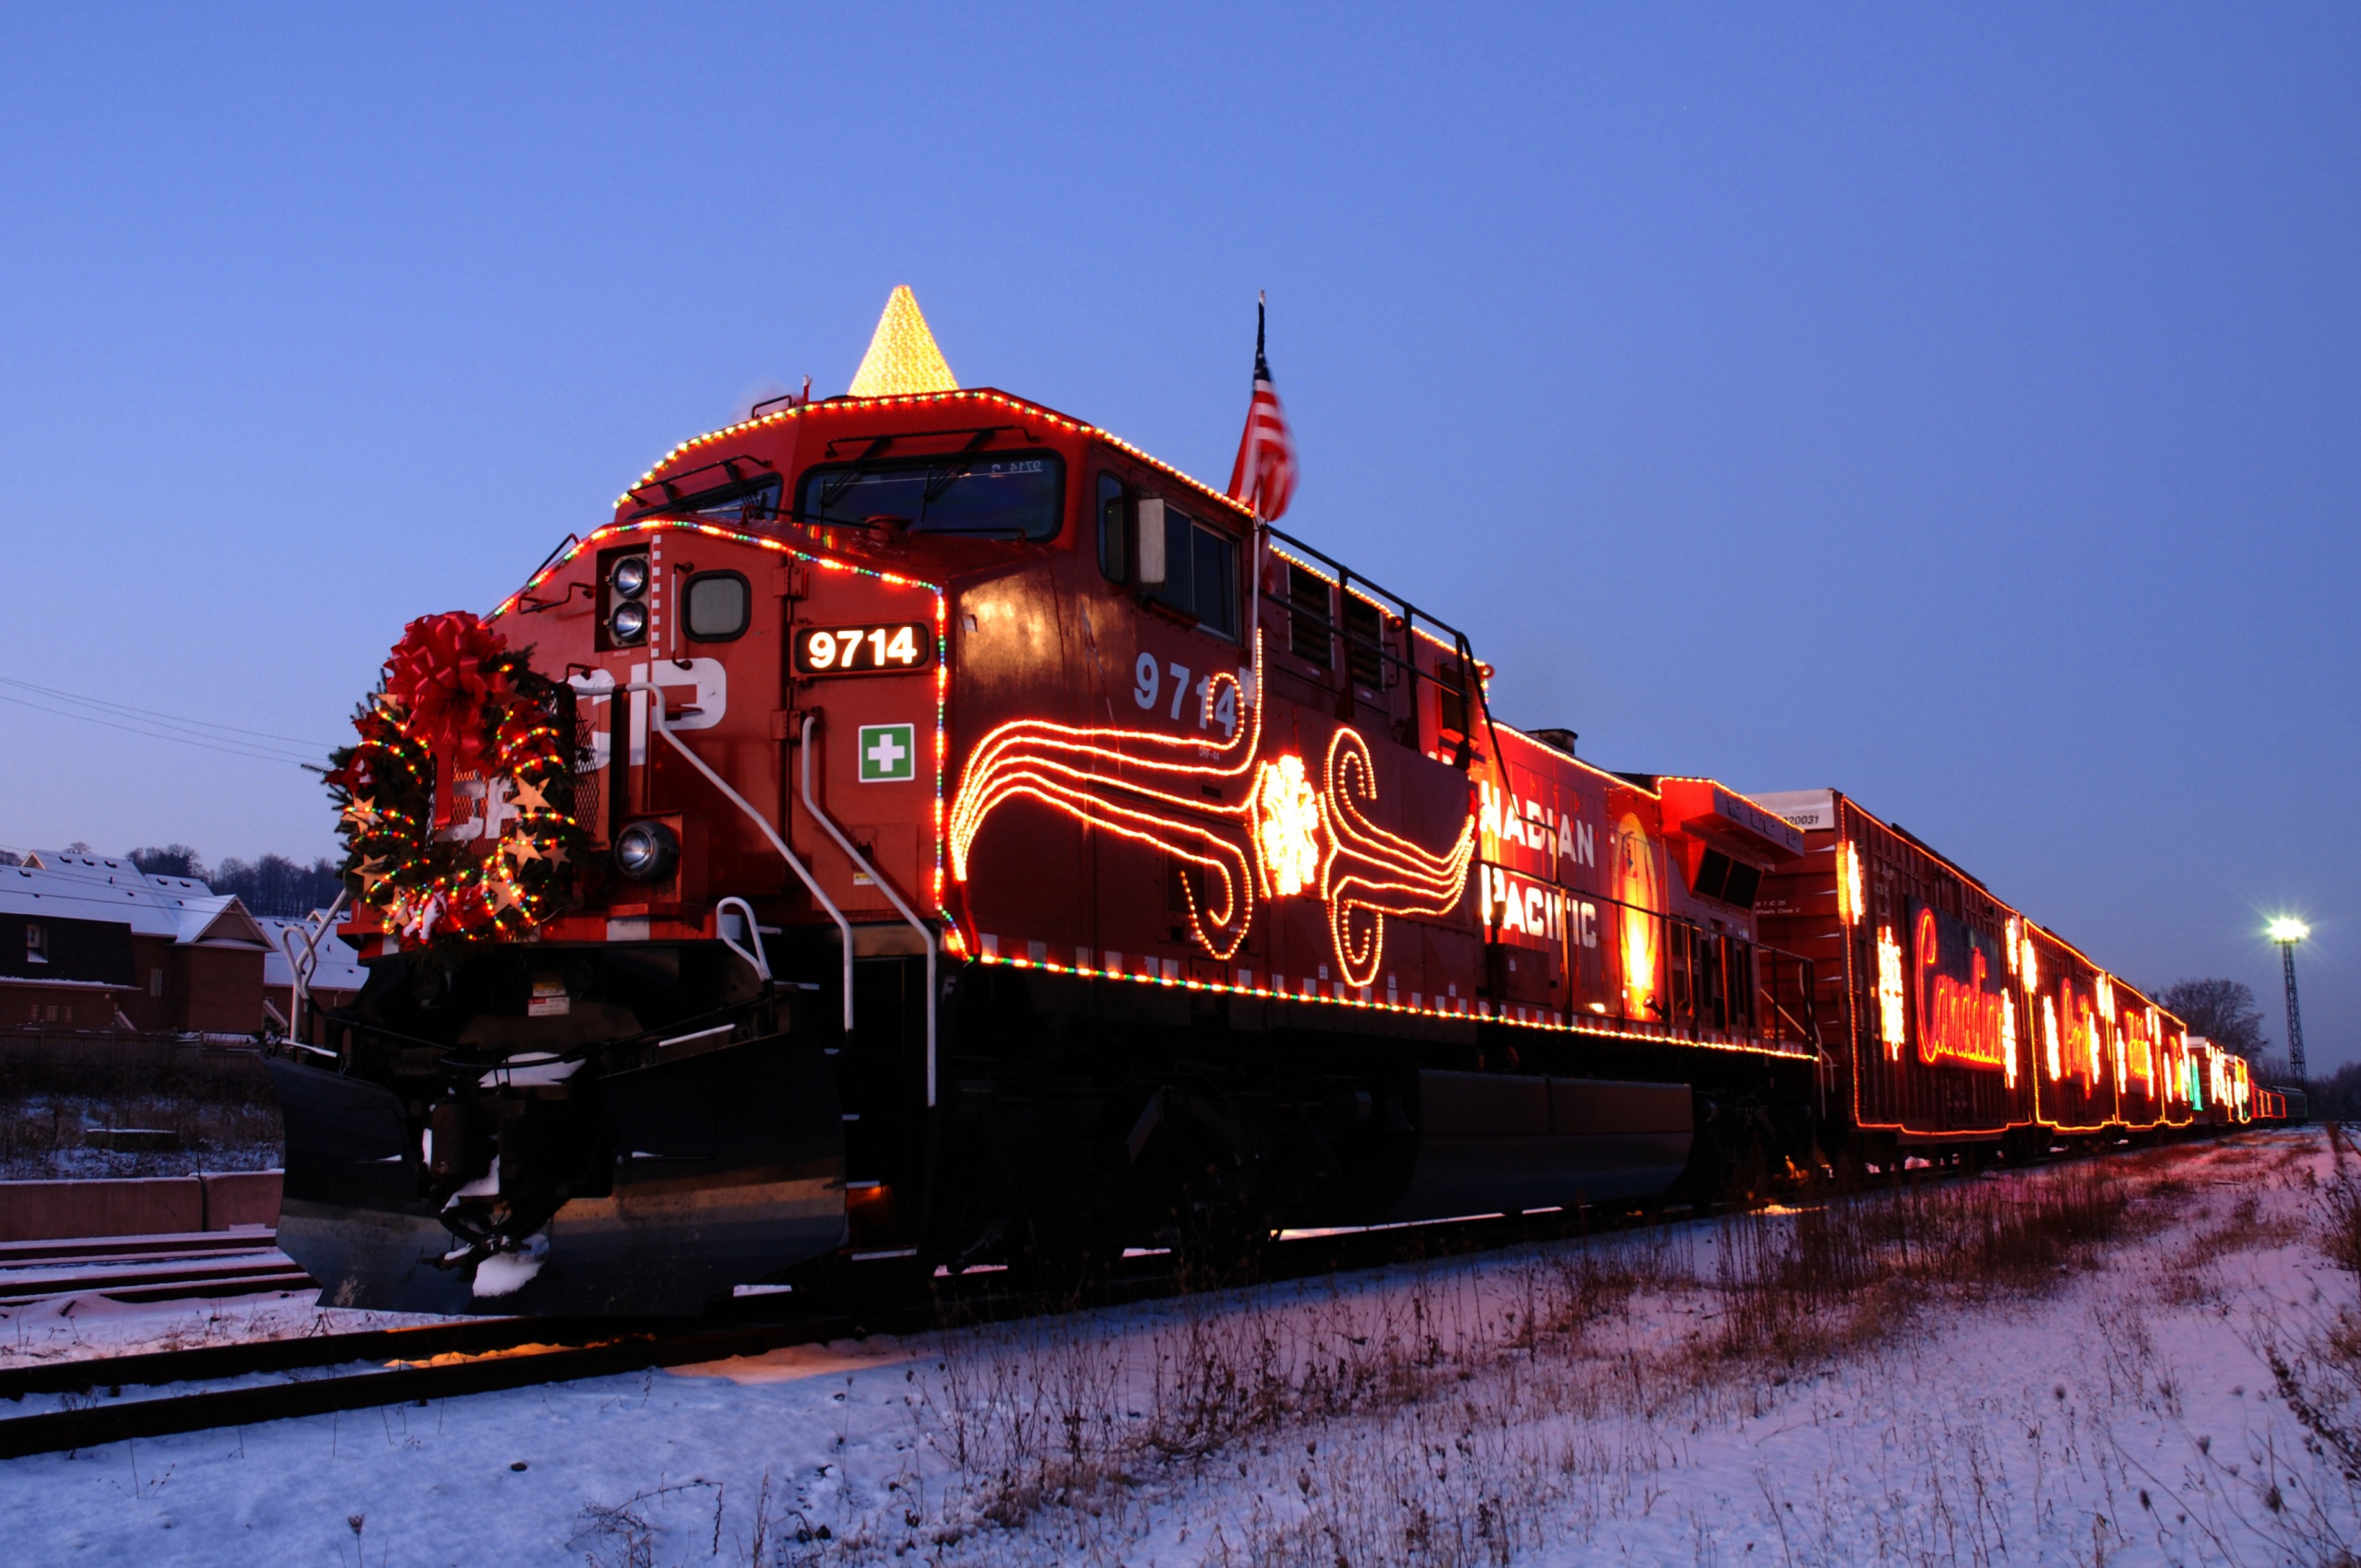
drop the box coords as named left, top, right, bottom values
left=327, top=612, right=585, bottom=944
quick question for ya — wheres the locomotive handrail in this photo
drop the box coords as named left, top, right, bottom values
left=276, top=888, right=349, bottom=1045
left=1263, top=525, right=1477, bottom=657
left=713, top=895, right=770, bottom=983
left=1755, top=943, right=1821, bottom=1050
left=801, top=712, right=939, bottom=1109
left=1260, top=524, right=1508, bottom=766
left=1261, top=526, right=1478, bottom=700
left=1469, top=859, right=1818, bottom=1055
left=619, top=682, right=856, bottom=1033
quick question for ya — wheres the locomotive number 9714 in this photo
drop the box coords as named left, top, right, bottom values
left=795, top=622, right=934, bottom=675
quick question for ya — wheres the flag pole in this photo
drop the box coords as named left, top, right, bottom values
left=1246, top=291, right=1265, bottom=691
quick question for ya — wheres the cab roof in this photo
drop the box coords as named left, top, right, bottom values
left=621, top=387, right=1252, bottom=526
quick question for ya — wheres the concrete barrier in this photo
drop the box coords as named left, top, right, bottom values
left=0, top=1171, right=284, bottom=1241
left=199, top=1170, right=283, bottom=1230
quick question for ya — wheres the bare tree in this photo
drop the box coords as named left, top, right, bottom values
left=2159, top=977, right=2271, bottom=1059
left=2312, top=1062, right=2361, bottom=1120
left=208, top=854, right=344, bottom=916
left=127, top=844, right=208, bottom=879
left=125, top=846, right=343, bottom=914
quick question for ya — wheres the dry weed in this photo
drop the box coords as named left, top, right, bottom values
left=2322, top=1123, right=2361, bottom=1277
left=648, top=1142, right=2312, bottom=1564
left=0, top=1058, right=280, bottom=1178
left=1706, top=1162, right=2133, bottom=1365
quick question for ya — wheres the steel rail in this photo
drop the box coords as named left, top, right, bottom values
left=0, top=1317, right=603, bottom=1404
left=0, top=1260, right=311, bottom=1310
left=0, top=1229, right=283, bottom=1265
left=0, top=1319, right=852, bottom=1460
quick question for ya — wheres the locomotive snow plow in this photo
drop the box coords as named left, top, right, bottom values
left=269, top=944, right=845, bottom=1314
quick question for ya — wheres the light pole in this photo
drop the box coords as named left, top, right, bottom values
left=2269, top=918, right=2309, bottom=1083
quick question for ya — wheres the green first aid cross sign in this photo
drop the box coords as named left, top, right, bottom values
left=857, top=723, right=917, bottom=783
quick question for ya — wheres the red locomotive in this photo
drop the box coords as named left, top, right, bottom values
left=268, top=294, right=2260, bottom=1315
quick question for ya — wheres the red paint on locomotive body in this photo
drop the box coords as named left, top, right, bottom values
left=343, top=386, right=1812, bottom=1064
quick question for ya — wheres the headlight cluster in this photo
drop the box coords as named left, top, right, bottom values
left=613, top=819, right=679, bottom=882
left=607, top=553, right=650, bottom=647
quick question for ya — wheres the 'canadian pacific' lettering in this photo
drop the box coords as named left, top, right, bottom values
left=1477, top=781, right=1596, bottom=872
left=1912, top=904, right=2017, bottom=1085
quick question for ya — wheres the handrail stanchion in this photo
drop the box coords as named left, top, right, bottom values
left=713, top=895, right=771, bottom=983
left=618, top=682, right=855, bottom=1033
left=801, top=713, right=938, bottom=1108
left=279, top=888, right=349, bottom=1045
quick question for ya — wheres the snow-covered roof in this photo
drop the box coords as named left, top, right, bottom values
left=172, top=893, right=272, bottom=949
left=0, top=859, right=268, bottom=946
left=21, top=849, right=212, bottom=897
left=259, top=914, right=370, bottom=992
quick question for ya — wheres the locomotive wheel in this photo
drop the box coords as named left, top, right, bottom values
left=1169, top=1198, right=1279, bottom=1289
left=810, top=1251, right=938, bottom=1313
left=1999, top=1126, right=2048, bottom=1166
left=1009, top=1211, right=1124, bottom=1298
left=1678, top=1099, right=1794, bottom=1206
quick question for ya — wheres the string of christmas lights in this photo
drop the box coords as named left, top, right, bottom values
left=328, top=615, right=584, bottom=945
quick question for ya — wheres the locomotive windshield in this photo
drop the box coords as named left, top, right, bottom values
left=796, top=452, right=1064, bottom=540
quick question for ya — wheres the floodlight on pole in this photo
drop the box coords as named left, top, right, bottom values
left=2269, top=918, right=2309, bottom=1082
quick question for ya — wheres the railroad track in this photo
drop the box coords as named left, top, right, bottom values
left=0, top=1208, right=1636, bottom=1460
left=0, top=1132, right=2263, bottom=1461
left=0, top=1314, right=860, bottom=1461
left=0, top=1229, right=312, bottom=1309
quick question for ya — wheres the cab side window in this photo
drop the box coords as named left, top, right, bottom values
left=1148, top=502, right=1240, bottom=640
left=684, top=571, right=750, bottom=641
left=1288, top=564, right=1331, bottom=666
left=1097, top=472, right=1128, bottom=583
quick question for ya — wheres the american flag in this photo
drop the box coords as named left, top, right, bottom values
left=1226, top=293, right=1296, bottom=521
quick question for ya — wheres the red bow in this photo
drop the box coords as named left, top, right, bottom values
left=383, top=612, right=509, bottom=767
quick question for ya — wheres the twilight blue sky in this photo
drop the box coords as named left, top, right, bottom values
left=2, top=6, right=2354, bottom=1062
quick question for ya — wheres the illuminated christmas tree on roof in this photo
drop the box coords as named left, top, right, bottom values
left=848, top=286, right=958, bottom=398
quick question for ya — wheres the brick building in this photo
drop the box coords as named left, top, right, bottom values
left=0, top=852, right=274, bottom=1036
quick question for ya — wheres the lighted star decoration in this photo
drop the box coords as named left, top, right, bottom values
left=1249, top=754, right=1322, bottom=897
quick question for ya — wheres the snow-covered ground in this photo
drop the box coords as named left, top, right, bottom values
left=4, top=1140, right=282, bottom=1182
left=0, top=1090, right=279, bottom=1180
left=1, top=1285, right=461, bottom=1369
left=1, top=1128, right=2353, bottom=1567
